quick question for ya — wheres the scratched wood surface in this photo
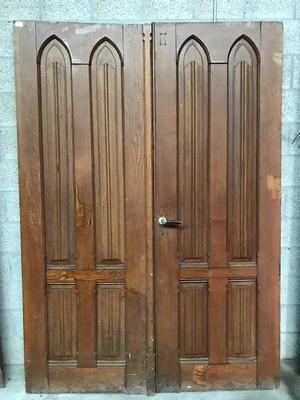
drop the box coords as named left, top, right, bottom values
left=15, top=22, right=149, bottom=393
left=153, top=22, right=282, bottom=392
left=15, top=21, right=281, bottom=394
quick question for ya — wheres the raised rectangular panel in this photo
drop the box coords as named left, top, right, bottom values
left=227, top=280, right=257, bottom=358
left=97, top=284, right=125, bottom=359
left=47, top=284, right=77, bottom=360
left=90, top=41, right=125, bottom=264
left=179, top=282, right=208, bottom=357
left=39, top=38, right=75, bottom=265
left=227, top=38, right=258, bottom=261
left=178, top=38, right=209, bottom=263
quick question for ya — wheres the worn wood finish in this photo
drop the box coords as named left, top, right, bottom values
left=16, top=21, right=281, bottom=394
left=153, top=22, right=281, bottom=392
left=15, top=21, right=48, bottom=392
left=257, top=22, right=282, bottom=389
left=16, top=22, right=149, bottom=393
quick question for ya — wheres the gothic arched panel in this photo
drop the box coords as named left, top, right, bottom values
left=178, top=38, right=209, bottom=263
left=227, top=38, right=259, bottom=261
left=39, top=38, right=75, bottom=264
left=90, top=41, right=125, bottom=264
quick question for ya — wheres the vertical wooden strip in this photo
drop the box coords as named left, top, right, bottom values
left=258, top=22, right=282, bottom=388
left=123, top=25, right=147, bottom=392
left=72, top=65, right=96, bottom=367
left=208, top=278, right=227, bottom=364
left=143, top=24, right=155, bottom=394
left=15, top=21, right=48, bottom=392
left=154, top=23, right=179, bottom=392
left=209, top=64, right=227, bottom=268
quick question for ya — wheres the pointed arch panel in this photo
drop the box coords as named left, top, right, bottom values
left=39, top=38, right=75, bottom=264
left=227, top=38, right=259, bottom=261
left=90, top=41, right=125, bottom=264
left=178, top=38, right=209, bottom=263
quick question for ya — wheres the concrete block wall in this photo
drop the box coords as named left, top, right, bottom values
left=0, top=0, right=299, bottom=365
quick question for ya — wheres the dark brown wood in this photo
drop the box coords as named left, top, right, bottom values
left=154, top=23, right=179, bottom=392
left=15, top=21, right=281, bottom=394
left=257, top=22, right=282, bottom=389
left=15, top=21, right=48, bottom=392
left=16, top=21, right=149, bottom=393
left=153, top=21, right=281, bottom=392
left=123, top=24, right=148, bottom=393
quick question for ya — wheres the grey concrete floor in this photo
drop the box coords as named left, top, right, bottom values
left=0, top=361, right=299, bottom=400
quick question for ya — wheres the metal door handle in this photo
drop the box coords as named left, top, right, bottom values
left=158, top=216, right=182, bottom=227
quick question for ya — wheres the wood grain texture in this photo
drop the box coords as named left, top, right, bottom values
left=209, top=63, right=227, bottom=269
left=143, top=24, right=155, bottom=395
left=180, top=282, right=208, bottom=358
left=47, top=284, right=77, bottom=360
left=123, top=24, right=147, bottom=392
left=228, top=37, right=258, bottom=261
left=97, top=284, right=125, bottom=359
left=154, top=23, right=179, bottom=392
left=72, top=64, right=96, bottom=368
left=178, top=38, right=209, bottom=263
left=181, top=362, right=257, bottom=391
left=91, top=40, right=125, bottom=264
left=39, top=38, right=75, bottom=264
left=15, top=21, right=48, bottom=392
left=257, top=22, right=282, bottom=389
left=227, top=280, right=257, bottom=358
left=48, top=366, right=125, bottom=392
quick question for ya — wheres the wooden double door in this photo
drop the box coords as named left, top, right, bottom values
left=15, top=21, right=282, bottom=394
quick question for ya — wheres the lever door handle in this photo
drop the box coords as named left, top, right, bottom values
left=158, top=216, right=182, bottom=227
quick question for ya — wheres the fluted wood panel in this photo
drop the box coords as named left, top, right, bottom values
left=179, top=282, right=208, bottom=357
left=228, top=38, right=258, bottom=261
left=47, top=284, right=77, bottom=360
left=91, top=41, right=125, bottom=264
left=97, top=284, right=125, bottom=359
left=39, top=39, right=75, bottom=264
left=228, top=280, right=257, bottom=358
left=178, top=39, right=209, bottom=263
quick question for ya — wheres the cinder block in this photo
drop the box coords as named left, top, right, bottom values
left=245, top=0, right=294, bottom=19
left=216, top=0, right=244, bottom=20
left=193, top=0, right=214, bottom=20
left=281, top=332, right=300, bottom=359
left=0, top=222, right=20, bottom=254
left=0, top=92, right=16, bottom=127
left=40, top=0, right=91, bottom=22
left=0, top=57, right=14, bottom=93
left=281, top=304, right=300, bottom=333
left=282, top=89, right=300, bottom=124
left=1, top=337, right=24, bottom=364
left=283, top=55, right=293, bottom=89
left=0, top=126, right=17, bottom=162
left=282, top=123, right=300, bottom=156
left=281, top=275, right=300, bottom=305
left=0, top=159, right=18, bottom=191
left=0, top=0, right=40, bottom=21
left=0, top=22, right=13, bottom=58
left=0, top=280, right=22, bottom=310
left=0, top=251, right=22, bottom=283
left=283, top=21, right=300, bottom=55
left=292, top=55, right=300, bottom=89
left=282, top=155, right=300, bottom=187
left=281, top=217, right=300, bottom=248
left=282, top=187, right=300, bottom=219
left=281, top=247, right=300, bottom=277
left=0, top=192, right=19, bottom=223
left=0, top=309, right=23, bottom=339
